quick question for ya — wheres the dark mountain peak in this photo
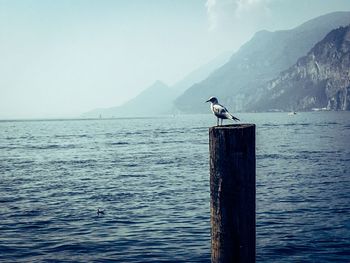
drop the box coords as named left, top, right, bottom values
left=308, top=25, right=350, bottom=68
left=314, top=25, right=350, bottom=52
left=252, top=25, right=350, bottom=111
left=301, top=25, right=350, bottom=63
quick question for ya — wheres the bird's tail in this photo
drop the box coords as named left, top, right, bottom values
left=227, top=113, right=240, bottom=122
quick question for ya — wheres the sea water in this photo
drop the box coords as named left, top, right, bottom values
left=0, top=112, right=349, bottom=262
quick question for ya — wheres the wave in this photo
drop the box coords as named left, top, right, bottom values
left=107, top=141, right=130, bottom=145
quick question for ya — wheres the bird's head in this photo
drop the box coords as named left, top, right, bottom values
left=205, top=96, right=218, bottom=104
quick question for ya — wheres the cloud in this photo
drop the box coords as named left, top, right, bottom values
left=206, top=0, right=271, bottom=31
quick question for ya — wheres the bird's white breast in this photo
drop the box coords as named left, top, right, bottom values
left=211, top=103, right=227, bottom=119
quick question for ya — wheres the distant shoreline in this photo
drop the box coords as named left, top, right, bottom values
left=1, top=111, right=349, bottom=123
left=0, top=116, right=173, bottom=123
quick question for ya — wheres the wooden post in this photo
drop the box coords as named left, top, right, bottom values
left=209, top=124, right=256, bottom=263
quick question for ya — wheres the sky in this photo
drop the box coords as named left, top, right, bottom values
left=1, top=0, right=350, bottom=118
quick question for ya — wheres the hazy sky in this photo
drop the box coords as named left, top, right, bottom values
left=1, top=0, right=350, bottom=118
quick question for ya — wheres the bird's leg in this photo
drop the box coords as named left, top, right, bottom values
left=217, top=118, right=219, bottom=126
left=220, top=119, right=223, bottom=126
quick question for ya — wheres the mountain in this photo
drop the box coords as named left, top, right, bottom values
left=250, top=25, right=350, bottom=111
left=174, top=11, right=350, bottom=113
left=83, top=81, right=175, bottom=117
left=82, top=51, right=231, bottom=118
left=172, top=50, right=231, bottom=93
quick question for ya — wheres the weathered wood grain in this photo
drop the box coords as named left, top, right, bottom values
left=209, top=124, right=256, bottom=263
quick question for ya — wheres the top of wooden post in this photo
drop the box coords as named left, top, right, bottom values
left=209, top=124, right=255, bottom=130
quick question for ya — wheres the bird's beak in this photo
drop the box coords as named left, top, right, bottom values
left=205, top=99, right=209, bottom=103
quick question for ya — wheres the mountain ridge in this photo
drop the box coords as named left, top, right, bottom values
left=250, top=25, right=350, bottom=111
left=83, top=80, right=173, bottom=117
left=174, top=11, right=350, bottom=113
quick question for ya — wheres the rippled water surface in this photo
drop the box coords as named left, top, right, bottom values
left=1, top=112, right=350, bottom=262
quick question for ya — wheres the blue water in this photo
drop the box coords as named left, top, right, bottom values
left=0, top=112, right=349, bottom=262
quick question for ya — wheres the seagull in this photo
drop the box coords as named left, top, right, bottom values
left=97, top=208, right=105, bottom=215
left=205, top=96, right=240, bottom=126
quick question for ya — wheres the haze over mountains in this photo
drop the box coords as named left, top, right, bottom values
left=83, top=51, right=231, bottom=117
left=85, top=11, right=350, bottom=117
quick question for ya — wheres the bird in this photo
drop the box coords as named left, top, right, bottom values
left=205, top=96, right=240, bottom=126
left=97, top=208, right=105, bottom=215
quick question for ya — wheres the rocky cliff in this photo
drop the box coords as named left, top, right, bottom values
left=174, top=11, right=350, bottom=113
left=251, top=25, right=350, bottom=111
